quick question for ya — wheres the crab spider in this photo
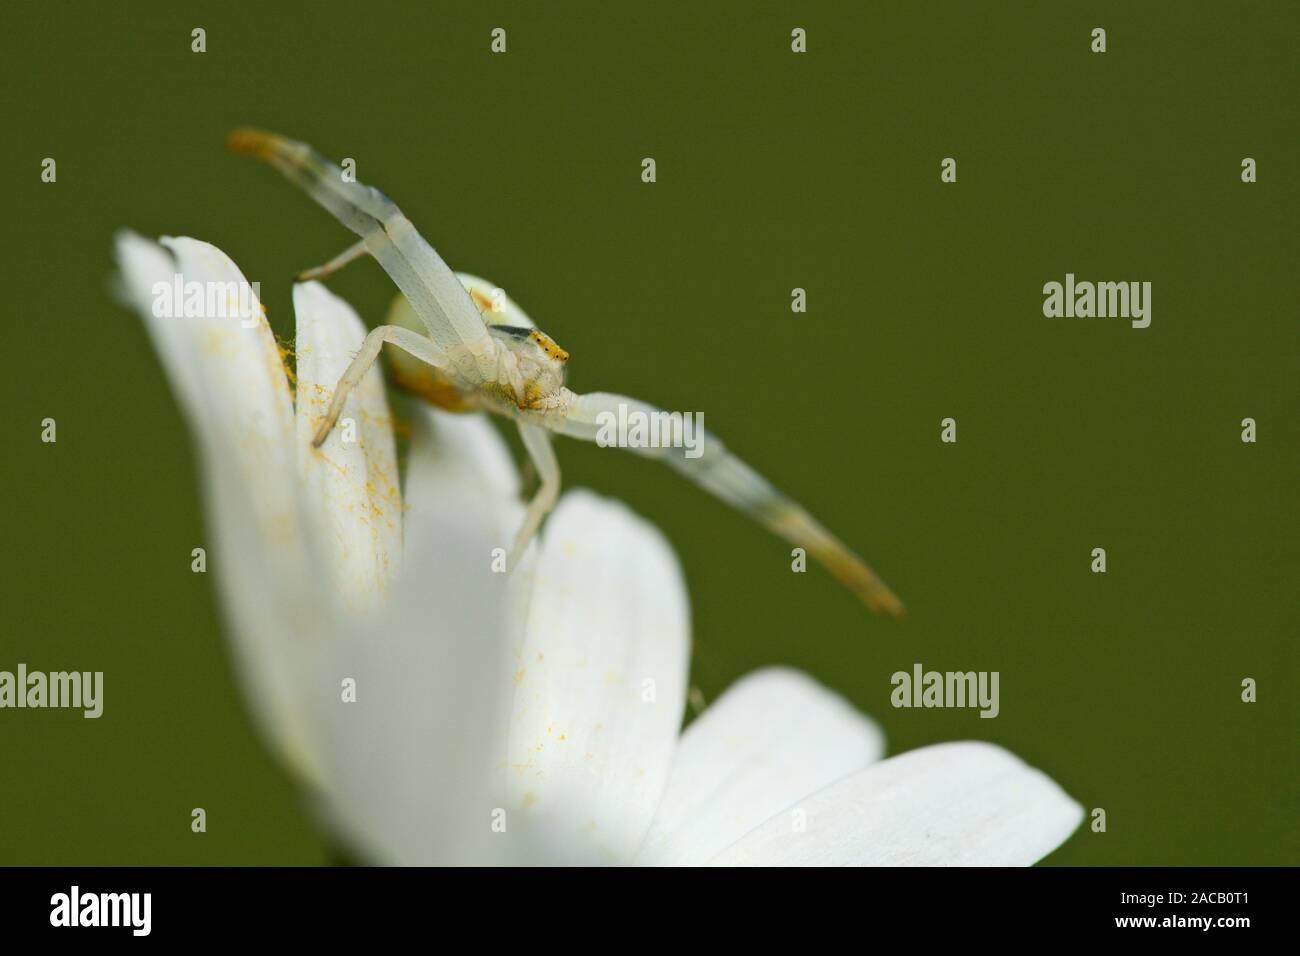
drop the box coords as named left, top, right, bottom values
left=228, top=129, right=903, bottom=614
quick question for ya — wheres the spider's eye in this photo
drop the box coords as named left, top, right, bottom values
left=488, top=323, right=569, bottom=364
left=489, top=324, right=532, bottom=339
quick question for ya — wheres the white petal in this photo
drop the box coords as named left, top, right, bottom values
left=709, top=741, right=1084, bottom=866
left=402, top=405, right=522, bottom=551
left=118, top=233, right=295, bottom=453
left=635, top=668, right=884, bottom=866
left=292, top=281, right=401, bottom=612
left=115, top=232, right=326, bottom=783
left=308, top=404, right=546, bottom=864
left=310, top=511, right=521, bottom=865
left=402, top=405, right=535, bottom=732
left=506, top=490, right=690, bottom=864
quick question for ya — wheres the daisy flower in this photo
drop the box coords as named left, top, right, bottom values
left=114, top=232, right=1083, bottom=866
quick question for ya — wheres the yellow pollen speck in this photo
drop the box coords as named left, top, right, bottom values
left=274, top=333, right=297, bottom=391
left=513, top=668, right=526, bottom=687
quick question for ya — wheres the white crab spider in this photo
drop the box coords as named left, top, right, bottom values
left=229, top=129, right=903, bottom=614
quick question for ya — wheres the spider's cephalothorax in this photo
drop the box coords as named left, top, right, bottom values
left=487, top=323, right=569, bottom=410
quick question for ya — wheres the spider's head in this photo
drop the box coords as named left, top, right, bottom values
left=489, top=323, right=569, bottom=399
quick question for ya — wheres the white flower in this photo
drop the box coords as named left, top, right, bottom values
left=115, top=232, right=1084, bottom=866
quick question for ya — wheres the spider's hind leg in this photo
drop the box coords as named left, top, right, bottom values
left=508, top=422, right=560, bottom=568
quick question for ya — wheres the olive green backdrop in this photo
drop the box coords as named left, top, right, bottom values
left=2, top=1, right=1296, bottom=865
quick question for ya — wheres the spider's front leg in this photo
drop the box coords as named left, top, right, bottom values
left=229, top=128, right=499, bottom=381
left=507, top=422, right=561, bottom=567
left=310, top=321, right=452, bottom=448
left=552, top=390, right=905, bottom=614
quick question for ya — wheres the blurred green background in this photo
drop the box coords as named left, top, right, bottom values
left=2, top=1, right=1295, bottom=865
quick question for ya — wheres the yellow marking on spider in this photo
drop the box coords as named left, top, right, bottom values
left=528, top=329, right=568, bottom=363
